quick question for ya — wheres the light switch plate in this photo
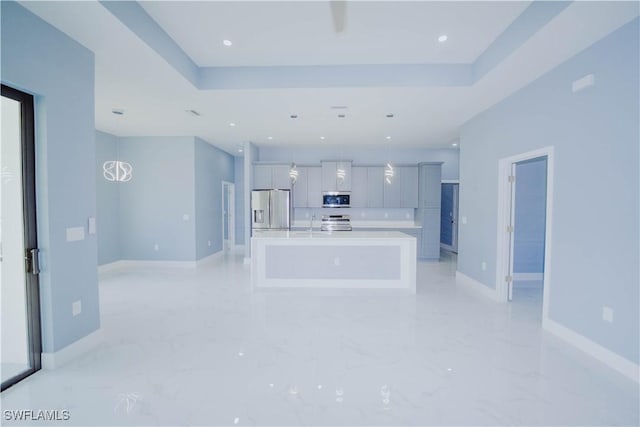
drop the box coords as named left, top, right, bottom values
left=602, top=306, right=614, bottom=323
left=88, top=217, right=96, bottom=235
left=72, top=300, right=82, bottom=316
left=66, top=227, right=85, bottom=242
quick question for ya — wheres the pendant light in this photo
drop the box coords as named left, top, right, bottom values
left=289, top=163, right=299, bottom=184
left=384, top=162, right=394, bottom=184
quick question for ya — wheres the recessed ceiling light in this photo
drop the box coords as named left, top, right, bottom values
left=452, top=142, right=458, bottom=147
left=229, top=122, right=236, bottom=127
left=386, top=113, right=394, bottom=118
left=320, top=136, right=325, bottom=140
left=223, top=39, right=232, bottom=47
left=385, top=136, right=392, bottom=140
left=267, top=136, right=273, bottom=140
left=438, top=34, right=448, bottom=43
left=337, top=114, right=346, bottom=118
left=290, top=114, right=298, bottom=119
left=238, top=148, right=243, bottom=153
left=112, top=108, right=124, bottom=115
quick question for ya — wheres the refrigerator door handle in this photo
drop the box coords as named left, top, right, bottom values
left=268, top=193, right=273, bottom=228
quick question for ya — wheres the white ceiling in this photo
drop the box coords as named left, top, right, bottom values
left=19, top=1, right=639, bottom=155
left=140, top=1, right=530, bottom=66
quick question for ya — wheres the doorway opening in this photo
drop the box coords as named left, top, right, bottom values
left=440, top=182, right=459, bottom=253
left=222, top=181, right=235, bottom=251
left=1, top=84, right=42, bottom=391
left=496, top=147, right=554, bottom=322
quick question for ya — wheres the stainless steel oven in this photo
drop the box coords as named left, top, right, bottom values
left=322, top=191, right=351, bottom=208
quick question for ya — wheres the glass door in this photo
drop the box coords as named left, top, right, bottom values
left=1, top=84, right=41, bottom=391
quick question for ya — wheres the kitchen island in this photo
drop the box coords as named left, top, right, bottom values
left=251, top=230, right=417, bottom=293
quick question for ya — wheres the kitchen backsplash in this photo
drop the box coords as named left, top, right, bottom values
left=294, top=207, right=416, bottom=222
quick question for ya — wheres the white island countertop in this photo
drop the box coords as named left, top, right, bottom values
left=252, top=230, right=416, bottom=240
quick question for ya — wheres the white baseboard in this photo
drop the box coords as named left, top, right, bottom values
left=543, top=317, right=639, bottom=383
left=98, top=260, right=128, bottom=274
left=456, top=271, right=500, bottom=301
left=196, top=250, right=224, bottom=266
left=42, top=329, right=103, bottom=370
left=99, top=260, right=198, bottom=272
left=513, top=272, right=544, bottom=281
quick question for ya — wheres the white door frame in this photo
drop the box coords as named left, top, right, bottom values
left=221, top=181, right=235, bottom=251
left=495, top=146, right=554, bottom=321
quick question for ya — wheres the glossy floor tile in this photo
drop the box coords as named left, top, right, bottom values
left=1, top=252, right=638, bottom=426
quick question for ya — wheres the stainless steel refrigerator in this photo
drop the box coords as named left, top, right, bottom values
left=251, top=189, right=291, bottom=231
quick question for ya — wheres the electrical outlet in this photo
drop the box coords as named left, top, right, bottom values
left=481, top=262, right=487, bottom=271
left=183, top=214, right=190, bottom=221
left=461, top=216, right=467, bottom=225
left=334, top=257, right=341, bottom=266
left=72, top=300, right=82, bottom=316
left=602, top=306, right=614, bottom=323
left=208, top=240, right=211, bottom=247
left=405, top=213, right=411, bottom=219
left=384, top=213, right=389, bottom=218
left=154, top=243, right=160, bottom=251
left=305, top=212, right=309, bottom=218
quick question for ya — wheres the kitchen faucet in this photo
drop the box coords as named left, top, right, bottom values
left=309, top=213, right=316, bottom=231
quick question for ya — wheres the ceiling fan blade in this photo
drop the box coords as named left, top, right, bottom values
left=330, top=1, right=347, bottom=33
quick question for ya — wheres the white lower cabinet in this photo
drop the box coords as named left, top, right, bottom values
left=418, top=208, right=441, bottom=259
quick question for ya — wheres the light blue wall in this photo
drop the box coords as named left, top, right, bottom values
left=194, top=137, right=234, bottom=260
left=1, top=1, right=100, bottom=352
left=258, top=147, right=460, bottom=181
left=513, top=158, right=547, bottom=274
left=118, top=137, right=196, bottom=261
left=234, top=156, right=245, bottom=245
left=95, top=131, right=120, bottom=265
left=458, top=19, right=639, bottom=364
left=95, top=135, right=236, bottom=263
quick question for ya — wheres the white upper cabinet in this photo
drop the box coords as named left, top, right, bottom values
left=253, top=164, right=291, bottom=190
left=307, top=166, right=322, bottom=207
left=292, top=166, right=308, bottom=208
left=418, top=163, right=442, bottom=208
left=382, top=166, right=418, bottom=208
left=383, top=168, right=402, bottom=207
left=253, top=165, right=272, bottom=189
left=366, top=167, right=384, bottom=208
left=321, top=161, right=352, bottom=192
left=399, top=166, right=419, bottom=208
left=285, top=162, right=424, bottom=209
left=350, top=167, right=368, bottom=207
left=292, top=166, right=322, bottom=208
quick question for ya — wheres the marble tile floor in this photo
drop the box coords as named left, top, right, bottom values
left=1, top=252, right=638, bottom=426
